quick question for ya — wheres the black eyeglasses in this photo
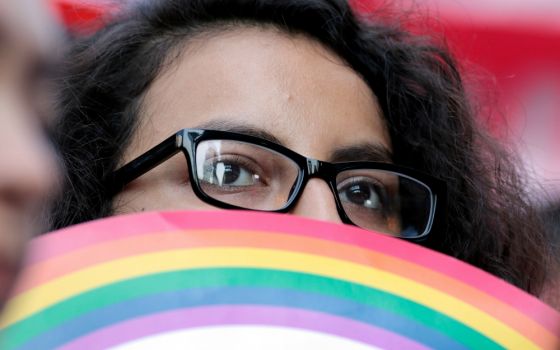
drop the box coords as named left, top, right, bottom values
left=109, top=129, right=446, bottom=240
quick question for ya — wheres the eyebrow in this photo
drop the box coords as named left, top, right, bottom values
left=329, top=144, right=393, bottom=163
left=193, top=119, right=392, bottom=163
left=194, top=119, right=285, bottom=145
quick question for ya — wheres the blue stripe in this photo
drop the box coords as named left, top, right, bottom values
left=19, top=286, right=467, bottom=350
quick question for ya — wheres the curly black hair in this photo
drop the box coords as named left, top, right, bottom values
left=49, top=0, right=551, bottom=294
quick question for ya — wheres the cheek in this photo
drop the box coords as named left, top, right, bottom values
left=113, top=181, right=216, bottom=214
left=112, top=154, right=217, bottom=214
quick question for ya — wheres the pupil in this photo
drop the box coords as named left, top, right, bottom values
left=219, top=163, right=240, bottom=184
left=347, top=184, right=371, bottom=204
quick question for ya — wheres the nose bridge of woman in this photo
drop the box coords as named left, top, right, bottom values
left=290, top=177, right=342, bottom=223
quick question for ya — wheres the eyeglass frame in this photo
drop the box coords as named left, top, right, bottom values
left=107, top=128, right=447, bottom=240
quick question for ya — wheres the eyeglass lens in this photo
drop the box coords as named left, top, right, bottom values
left=196, top=140, right=300, bottom=211
left=335, top=170, right=432, bottom=238
left=195, top=139, right=432, bottom=238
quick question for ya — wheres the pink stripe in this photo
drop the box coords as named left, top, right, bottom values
left=59, top=305, right=428, bottom=350
left=29, top=210, right=560, bottom=333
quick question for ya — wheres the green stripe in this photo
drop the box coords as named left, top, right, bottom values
left=1, top=268, right=499, bottom=350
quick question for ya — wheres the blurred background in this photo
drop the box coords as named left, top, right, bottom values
left=47, top=0, right=560, bottom=202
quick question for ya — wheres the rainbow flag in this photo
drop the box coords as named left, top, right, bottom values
left=1, top=211, right=559, bottom=349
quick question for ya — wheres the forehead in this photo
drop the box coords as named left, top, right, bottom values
left=138, top=27, right=389, bottom=160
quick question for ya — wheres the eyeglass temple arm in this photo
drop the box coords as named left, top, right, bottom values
left=107, top=133, right=182, bottom=195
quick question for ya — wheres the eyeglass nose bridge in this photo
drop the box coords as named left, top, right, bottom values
left=298, top=158, right=338, bottom=203
left=305, top=158, right=335, bottom=183
left=301, top=157, right=350, bottom=223
left=306, top=159, right=320, bottom=175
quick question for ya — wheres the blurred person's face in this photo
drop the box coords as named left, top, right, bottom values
left=0, top=0, right=60, bottom=303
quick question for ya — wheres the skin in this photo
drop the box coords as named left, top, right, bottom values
left=115, top=27, right=391, bottom=225
left=0, top=0, right=60, bottom=303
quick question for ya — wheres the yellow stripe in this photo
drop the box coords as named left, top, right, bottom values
left=1, top=248, right=537, bottom=349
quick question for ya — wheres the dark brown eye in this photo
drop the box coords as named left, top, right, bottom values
left=214, top=162, right=242, bottom=185
left=346, top=183, right=376, bottom=205
left=339, top=181, right=385, bottom=209
left=200, top=158, right=262, bottom=188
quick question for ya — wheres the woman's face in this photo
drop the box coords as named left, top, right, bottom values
left=115, top=27, right=391, bottom=224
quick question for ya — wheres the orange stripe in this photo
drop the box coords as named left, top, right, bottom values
left=12, top=229, right=557, bottom=348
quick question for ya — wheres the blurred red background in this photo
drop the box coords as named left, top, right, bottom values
left=48, top=0, right=560, bottom=199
